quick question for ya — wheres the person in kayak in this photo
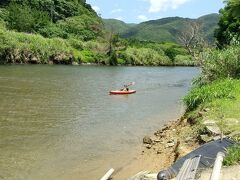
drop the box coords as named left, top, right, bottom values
left=121, top=85, right=129, bottom=91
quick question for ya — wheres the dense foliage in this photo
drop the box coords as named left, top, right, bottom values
left=184, top=1, right=240, bottom=164
left=185, top=45, right=240, bottom=111
left=7, top=3, right=51, bottom=33
left=0, top=0, right=90, bottom=22
left=215, top=0, right=240, bottom=48
left=196, top=46, right=240, bottom=85
left=0, top=0, right=195, bottom=66
left=1, top=0, right=103, bottom=40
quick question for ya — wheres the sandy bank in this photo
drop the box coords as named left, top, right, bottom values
left=113, top=118, right=200, bottom=179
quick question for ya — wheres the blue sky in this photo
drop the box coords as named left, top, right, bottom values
left=86, top=0, right=225, bottom=23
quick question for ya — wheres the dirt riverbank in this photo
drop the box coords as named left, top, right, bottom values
left=113, top=118, right=200, bottom=179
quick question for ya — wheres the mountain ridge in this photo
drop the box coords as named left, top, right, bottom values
left=103, top=13, right=220, bottom=44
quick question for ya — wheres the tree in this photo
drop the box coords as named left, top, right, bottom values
left=177, top=20, right=206, bottom=60
left=228, top=0, right=240, bottom=17
left=215, top=0, right=240, bottom=48
left=109, top=50, right=118, bottom=66
left=7, top=3, right=50, bottom=33
left=1, top=0, right=94, bottom=22
left=106, top=31, right=118, bottom=65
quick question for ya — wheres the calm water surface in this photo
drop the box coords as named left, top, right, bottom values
left=0, top=65, right=199, bottom=179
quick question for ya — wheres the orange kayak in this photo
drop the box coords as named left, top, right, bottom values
left=109, top=90, right=136, bottom=95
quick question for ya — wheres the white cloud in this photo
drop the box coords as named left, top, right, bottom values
left=92, top=6, right=100, bottom=13
left=111, top=8, right=123, bottom=13
left=147, top=0, right=191, bottom=13
left=137, top=15, right=148, bottom=21
left=115, top=17, right=124, bottom=21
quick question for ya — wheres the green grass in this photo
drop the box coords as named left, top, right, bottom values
left=223, top=144, right=240, bottom=166
left=0, top=28, right=78, bottom=64
left=184, top=79, right=240, bottom=141
left=184, top=79, right=237, bottom=111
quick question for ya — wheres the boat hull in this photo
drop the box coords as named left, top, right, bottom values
left=109, top=90, right=136, bottom=95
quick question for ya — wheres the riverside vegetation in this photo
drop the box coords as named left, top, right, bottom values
left=0, top=0, right=207, bottom=66
left=183, top=46, right=240, bottom=166
left=0, top=0, right=239, bottom=171
left=139, top=0, right=240, bottom=171
left=182, top=0, right=240, bottom=166
left=137, top=48, right=240, bottom=179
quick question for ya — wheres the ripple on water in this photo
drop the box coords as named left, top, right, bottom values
left=0, top=65, right=199, bottom=179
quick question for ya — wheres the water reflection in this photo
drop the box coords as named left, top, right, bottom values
left=0, top=65, right=199, bottom=179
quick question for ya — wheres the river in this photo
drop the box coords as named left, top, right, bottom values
left=0, top=65, right=199, bottom=180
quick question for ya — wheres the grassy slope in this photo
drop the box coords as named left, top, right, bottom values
left=186, top=80, right=240, bottom=136
left=184, top=79, right=240, bottom=165
left=103, top=19, right=136, bottom=34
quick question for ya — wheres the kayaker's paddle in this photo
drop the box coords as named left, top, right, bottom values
left=125, top=82, right=135, bottom=87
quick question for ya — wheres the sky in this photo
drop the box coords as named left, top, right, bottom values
left=86, top=0, right=225, bottom=23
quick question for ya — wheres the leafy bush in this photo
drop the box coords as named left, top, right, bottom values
left=0, top=28, right=77, bottom=64
left=6, top=3, right=51, bottom=33
left=0, top=19, right=6, bottom=29
left=109, top=50, right=118, bottom=65
left=174, top=55, right=195, bottom=66
left=67, top=38, right=84, bottom=50
left=80, top=50, right=97, bottom=63
left=57, top=15, right=103, bottom=41
left=122, top=47, right=172, bottom=66
left=198, top=46, right=240, bottom=84
left=0, top=0, right=93, bottom=22
left=38, top=23, right=68, bottom=39
left=0, top=8, right=8, bottom=20
left=184, top=79, right=236, bottom=111
left=215, top=0, right=240, bottom=48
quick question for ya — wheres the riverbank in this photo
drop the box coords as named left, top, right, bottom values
left=114, top=118, right=200, bottom=179
left=114, top=78, right=240, bottom=179
left=0, top=24, right=195, bottom=66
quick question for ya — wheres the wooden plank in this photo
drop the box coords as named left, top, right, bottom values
left=210, top=152, right=225, bottom=180
left=176, top=155, right=201, bottom=180
left=100, top=168, right=114, bottom=180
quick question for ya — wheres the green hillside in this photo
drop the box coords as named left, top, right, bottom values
left=0, top=0, right=103, bottom=40
left=0, top=0, right=198, bottom=66
left=197, top=14, right=221, bottom=43
left=104, top=14, right=220, bottom=44
left=103, top=19, right=136, bottom=34
left=0, top=0, right=106, bottom=64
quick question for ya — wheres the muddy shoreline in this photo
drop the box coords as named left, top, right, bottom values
left=114, top=118, right=200, bottom=179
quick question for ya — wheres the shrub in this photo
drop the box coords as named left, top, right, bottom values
left=57, top=15, right=103, bottom=41
left=174, top=55, right=195, bottom=66
left=198, top=46, right=240, bottom=84
left=6, top=3, right=51, bottom=33
left=67, top=38, right=84, bottom=50
left=109, top=50, right=118, bottom=65
left=123, top=47, right=172, bottom=66
left=80, top=50, right=97, bottom=63
left=0, top=8, right=8, bottom=20
left=0, top=28, right=75, bottom=64
left=38, top=23, right=68, bottom=39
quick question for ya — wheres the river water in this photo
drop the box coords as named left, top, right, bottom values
left=0, top=65, right=199, bottom=180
